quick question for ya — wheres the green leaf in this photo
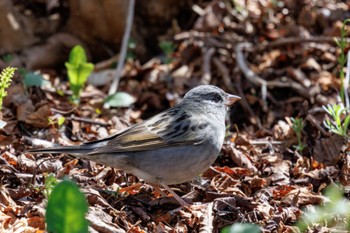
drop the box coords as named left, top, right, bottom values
left=46, top=179, right=88, bottom=233
left=68, top=45, right=88, bottom=65
left=221, top=223, right=261, bottom=233
left=23, top=72, right=50, bottom=88
left=57, top=116, right=65, bottom=127
left=65, top=45, right=94, bottom=100
left=104, top=92, right=136, bottom=107
left=44, top=173, right=58, bottom=198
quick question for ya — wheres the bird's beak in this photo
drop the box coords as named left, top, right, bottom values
left=225, top=94, right=241, bottom=106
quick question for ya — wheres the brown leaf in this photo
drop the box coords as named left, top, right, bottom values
left=225, top=144, right=258, bottom=173
left=340, top=153, right=350, bottom=186
left=16, top=102, right=35, bottom=122
left=27, top=216, right=45, bottom=229
left=25, top=105, right=52, bottom=127
left=313, top=134, right=344, bottom=164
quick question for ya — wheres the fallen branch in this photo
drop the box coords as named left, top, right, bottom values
left=235, top=37, right=339, bottom=106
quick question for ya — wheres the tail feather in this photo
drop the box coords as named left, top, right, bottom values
left=28, top=145, right=93, bottom=154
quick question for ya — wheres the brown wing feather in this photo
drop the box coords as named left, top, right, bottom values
left=88, top=123, right=198, bottom=155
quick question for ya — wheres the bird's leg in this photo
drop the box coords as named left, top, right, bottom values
left=159, top=182, right=189, bottom=206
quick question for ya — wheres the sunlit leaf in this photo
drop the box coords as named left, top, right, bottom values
left=46, top=179, right=88, bottom=233
left=104, top=92, right=136, bottom=107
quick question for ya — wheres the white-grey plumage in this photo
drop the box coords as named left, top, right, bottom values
left=29, top=85, right=240, bottom=205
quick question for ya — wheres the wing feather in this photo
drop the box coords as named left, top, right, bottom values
left=87, top=108, right=205, bottom=155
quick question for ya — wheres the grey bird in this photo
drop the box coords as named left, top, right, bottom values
left=29, top=85, right=240, bottom=205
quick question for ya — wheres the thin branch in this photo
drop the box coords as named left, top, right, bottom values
left=235, top=40, right=329, bottom=106
left=107, top=0, right=135, bottom=97
left=201, top=47, right=215, bottom=85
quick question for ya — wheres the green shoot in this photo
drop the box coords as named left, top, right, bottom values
left=57, top=116, right=65, bottom=127
left=43, top=173, right=59, bottom=198
left=48, top=116, right=65, bottom=129
left=127, top=38, right=136, bottom=60
left=0, top=67, right=16, bottom=111
left=65, top=45, right=94, bottom=103
left=323, top=104, right=350, bottom=137
left=334, top=19, right=350, bottom=105
left=297, top=184, right=350, bottom=232
left=2, top=54, right=14, bottom=63
left=291, top=117, right=306, bottom=153
left=159, top=40, right=175, bottom=64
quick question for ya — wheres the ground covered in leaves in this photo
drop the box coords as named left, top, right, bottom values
left=1, top=0, right=350, bottom=232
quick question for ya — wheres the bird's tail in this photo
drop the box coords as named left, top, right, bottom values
left=28, top=145, right=94, bottom=155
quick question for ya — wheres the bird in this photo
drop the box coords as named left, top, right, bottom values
left=29, top=85, right=240, bottom=205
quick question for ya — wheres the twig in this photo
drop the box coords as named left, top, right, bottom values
left=235, top=40, right=329, bottom=106
left=254, top=36, right=350, bottom=53
left=66, top=116, right=111, bottom=127
left=212, top=57, right=232, bottom=88
left=235, top=42, right=267, bottom=103
left=23, top=136, right=57, bottom=148
left=201, top=47, right=215, bottom=85
left=306, top=114, right=331, bottom=137
left=94, top=54, right=119, bottom=71
left=233, top=67, right=262, bottom=127
left=213, top=57, right=261, bottom=126
left=107, top=0, right=135, bottom=98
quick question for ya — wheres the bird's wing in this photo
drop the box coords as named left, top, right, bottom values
left=88, top=109, right=206, bottom=154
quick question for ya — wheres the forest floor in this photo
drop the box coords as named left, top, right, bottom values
left=1, top=1, right=350, bottom=232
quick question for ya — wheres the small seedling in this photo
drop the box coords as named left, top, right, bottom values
left=323, top=104, right=350, bottom=137
left=291, top=117, right=306, bottom=153
left=65, top=45, right=94, bottom=103
left=297, top=184, right=350, bottom=232
left=159, top=40, right=175, bottom=64
left=43, top=173, right=58, bottom=198
left=0, top=67, right=16, bottom=111
left=127, top=38, right=136, bottom=60
left=48, top=116, right=66, bottom=129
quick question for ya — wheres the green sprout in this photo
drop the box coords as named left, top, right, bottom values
left=43, top=173, right=59, bottom=198
left=127, top=38, right=136, bottom=60
left=323, top=104, right=350, bottom=137
left=65, top=45, right=94, bottom=103
left=334, top=19, right=350, bottom=105
left=159, top=40, right=175, bottom=64
left=0, top=67, right=16, bottom=111
left=291, top=117, right=306, bottom=153
left=297, top=184, right=350, bottom=232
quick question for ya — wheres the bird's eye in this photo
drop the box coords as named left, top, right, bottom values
left=202, top=92, right=223, bottom=103
left=211, top=93, right=223, bottom=103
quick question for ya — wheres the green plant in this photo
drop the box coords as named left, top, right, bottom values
left=297, top=184, right=350, bottom=232
left=159, top=40, right=175, bottom=64
left=65, top=45, right=94, bottom=103
left=221, top=223, right=261, bottom=233
left=323, top=104, right=350, bottom=137
left=334, top=19, right=350, bottom=104
left=43, top=173, right=58, bottom=198
left=127, top=38, right=136, bottom=60
left=48, top=116, right=65, bottom=129
left=291, top=117, right=306, bottom=153
left=46, top=178, right=88, bottom=233
left=0, top=67, right=16, bottom=111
